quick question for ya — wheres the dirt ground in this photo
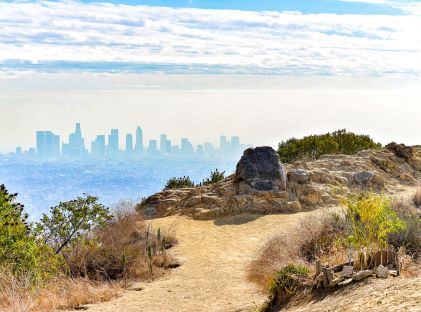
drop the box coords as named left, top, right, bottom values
left=81, top=186, right=420, bottom=312
left=83, top=211, right=318, bottom=312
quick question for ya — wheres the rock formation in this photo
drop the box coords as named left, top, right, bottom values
left=137, top=145, right=421, bottom=220
left=235, top=146, right=287, bottom=194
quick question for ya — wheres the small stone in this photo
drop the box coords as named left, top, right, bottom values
left=355, top=171, right=374, bottom=184
left=287, top=169, right=310, bottom=184
left=376, top=265, right=389, bottom=278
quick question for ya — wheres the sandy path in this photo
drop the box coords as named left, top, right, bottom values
left=85, top=211, right=319, bottom=312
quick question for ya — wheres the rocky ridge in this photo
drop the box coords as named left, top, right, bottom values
left=137, top=144, right=421, bottom=220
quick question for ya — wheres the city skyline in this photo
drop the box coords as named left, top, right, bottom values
left=8, top=122, right=249, bottom=160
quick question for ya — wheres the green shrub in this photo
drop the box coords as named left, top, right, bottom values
left=344, top=193, right=406, bottom=266
left=277, top=129, right=382, bottom=163
left=163, top=176, right=195, bottom=190
left=201, top=169, right=225, bottom=186
left=36, top=195, right=112, bottom=257
left=0, top=185, right=59, bottom=281
left=261, top=264, right=309, bottom=312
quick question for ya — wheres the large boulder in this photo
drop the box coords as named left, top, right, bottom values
left=235, top=146, right=287, bottom=194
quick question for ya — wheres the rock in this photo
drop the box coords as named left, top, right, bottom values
left=235, top=146, right=287, bottom=194
left=354, top=171, right=374, bottom=184
left=376, top=265, right=389, bottom=278
left=287, top=169, right=310, bottom=183
left=386, top=142, right=414, bottom=160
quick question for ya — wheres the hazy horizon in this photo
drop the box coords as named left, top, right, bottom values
left=1, top=73, right=420, bottom=153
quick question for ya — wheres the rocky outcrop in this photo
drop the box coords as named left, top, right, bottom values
left=137, top=145, right=421, bottom=220
left=235, top=146, right=287, bottom=194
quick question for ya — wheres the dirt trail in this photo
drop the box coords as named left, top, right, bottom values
left=85, top=211, right=319, bottom=312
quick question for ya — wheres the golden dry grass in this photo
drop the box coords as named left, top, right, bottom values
left=0, top=270, right=120, bottom=312
left=247, top=209, right=347, bottom=291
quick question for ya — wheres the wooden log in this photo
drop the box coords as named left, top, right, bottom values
left=326, top=268, right=334, bottom=285
left=314, top=259, right=321, bottom=278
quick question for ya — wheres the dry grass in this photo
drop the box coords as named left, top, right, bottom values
left=66, top=208, right=178, bottom=281
left=0, top=269, right=120, bottom=312
left=248, top=209, right=348, bottom=291
left=1, top=204, right=178, bottom=312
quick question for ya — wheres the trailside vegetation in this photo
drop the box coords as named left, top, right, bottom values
left=200, top=169, right=225, bottom=186
left=0, top=186, right=177, bottom=312
left=163, top=176, right=195, bottom=190
left=277, top=129, right=382, bottom=163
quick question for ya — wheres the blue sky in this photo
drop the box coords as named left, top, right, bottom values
left=0, top=0, right=420, bottom=75
left=75, top=0, right=404, bottom=14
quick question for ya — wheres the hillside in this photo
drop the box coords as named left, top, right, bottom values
left=138, top=144, right=421, bottom=220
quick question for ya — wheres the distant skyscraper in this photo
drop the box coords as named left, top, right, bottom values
left=147, top=139, right=158, bottom=155
left=126, top=134, right=134, bottom=154
left=197, top=144, right=204, bottom=156
left=36, top=130, right=60, bottom=159
left=220, top=135, right=228, bottom=154
left=62, top=123, right=88, bottom=159
left=15, top=147, right=22, bottom=155
left=135, top=126, right=144, bottom=154
left=91, top=135, right=106, bottom=159
left=204, top=142, right=214, bottom=155
left=181, top=138, right=193, bottom=155
left=107, top=129, right=119, bottom=157
left=231, top=136, right=240, bottom=149
left=160, top=134, right=168, bottom=153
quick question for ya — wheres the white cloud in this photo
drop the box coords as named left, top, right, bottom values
left=0, top=1, right=420, bottom=75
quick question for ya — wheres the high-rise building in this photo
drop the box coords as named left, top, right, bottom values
left=91, top=135, right=106, bottom=159
left=204, top=142, right=214, bottom=155
left=107, top=129, right=119, bottom=157
left=220, top=135, right=228, bottom=154
left=126, top=134, right=134, bottom=154
left=135, top=126, right=144, bottom=154
left=197, top=144, right=204, bottom=156
left=36, top=130, right=60, bottom=159
left=160, top=134, right=168, bottom=153
left=147, top=139, right=158, bottom=155
left=62, top=123, right=88, bottom=159
left=15, top=147, right=22, bottom=155
left=181, top=138, right=193, bottom=155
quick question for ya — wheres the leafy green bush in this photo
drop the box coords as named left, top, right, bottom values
left=36, top=195, right=112, bottom=257
left=163, top=176, right=195, bottom=190
left=201, top=169, right=225, bottom=186
left=344, top=193, right=406, bottom=267
left=0, top=185, right=59, bottom=281
left=277, top=129, right=382, bottom=163
left=261, top=264, right=309, bottom=312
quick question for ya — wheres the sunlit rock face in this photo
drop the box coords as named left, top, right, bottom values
left=137, top=146, right=421, bottom=220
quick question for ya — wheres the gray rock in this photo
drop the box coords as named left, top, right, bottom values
left=354, top=171, right=374, bottom=184
left=235, top=146, right=287, bottom=194
left=287, top=169, right=310, bottom=183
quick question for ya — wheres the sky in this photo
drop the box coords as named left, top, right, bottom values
left=0, top=0, right=420, bottom=152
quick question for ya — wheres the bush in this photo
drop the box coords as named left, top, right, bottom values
left=201, top=169, right=225, bottom=186
left=277, top=129, right=382, bottom=163
left=0, top=185, right=59, bottom=281
left=65, top=203, right=177, bottom=281
left=261, top=265, right=309, bottom=312
left=345, top=193, right=406, bottom=260
left=36, top=195, right=112, bottom=256
left=163, top=176, right=195, bottom=190
left=389, top=199, right=421, bottom=259
left=248, top=210, right=347, bottom=290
